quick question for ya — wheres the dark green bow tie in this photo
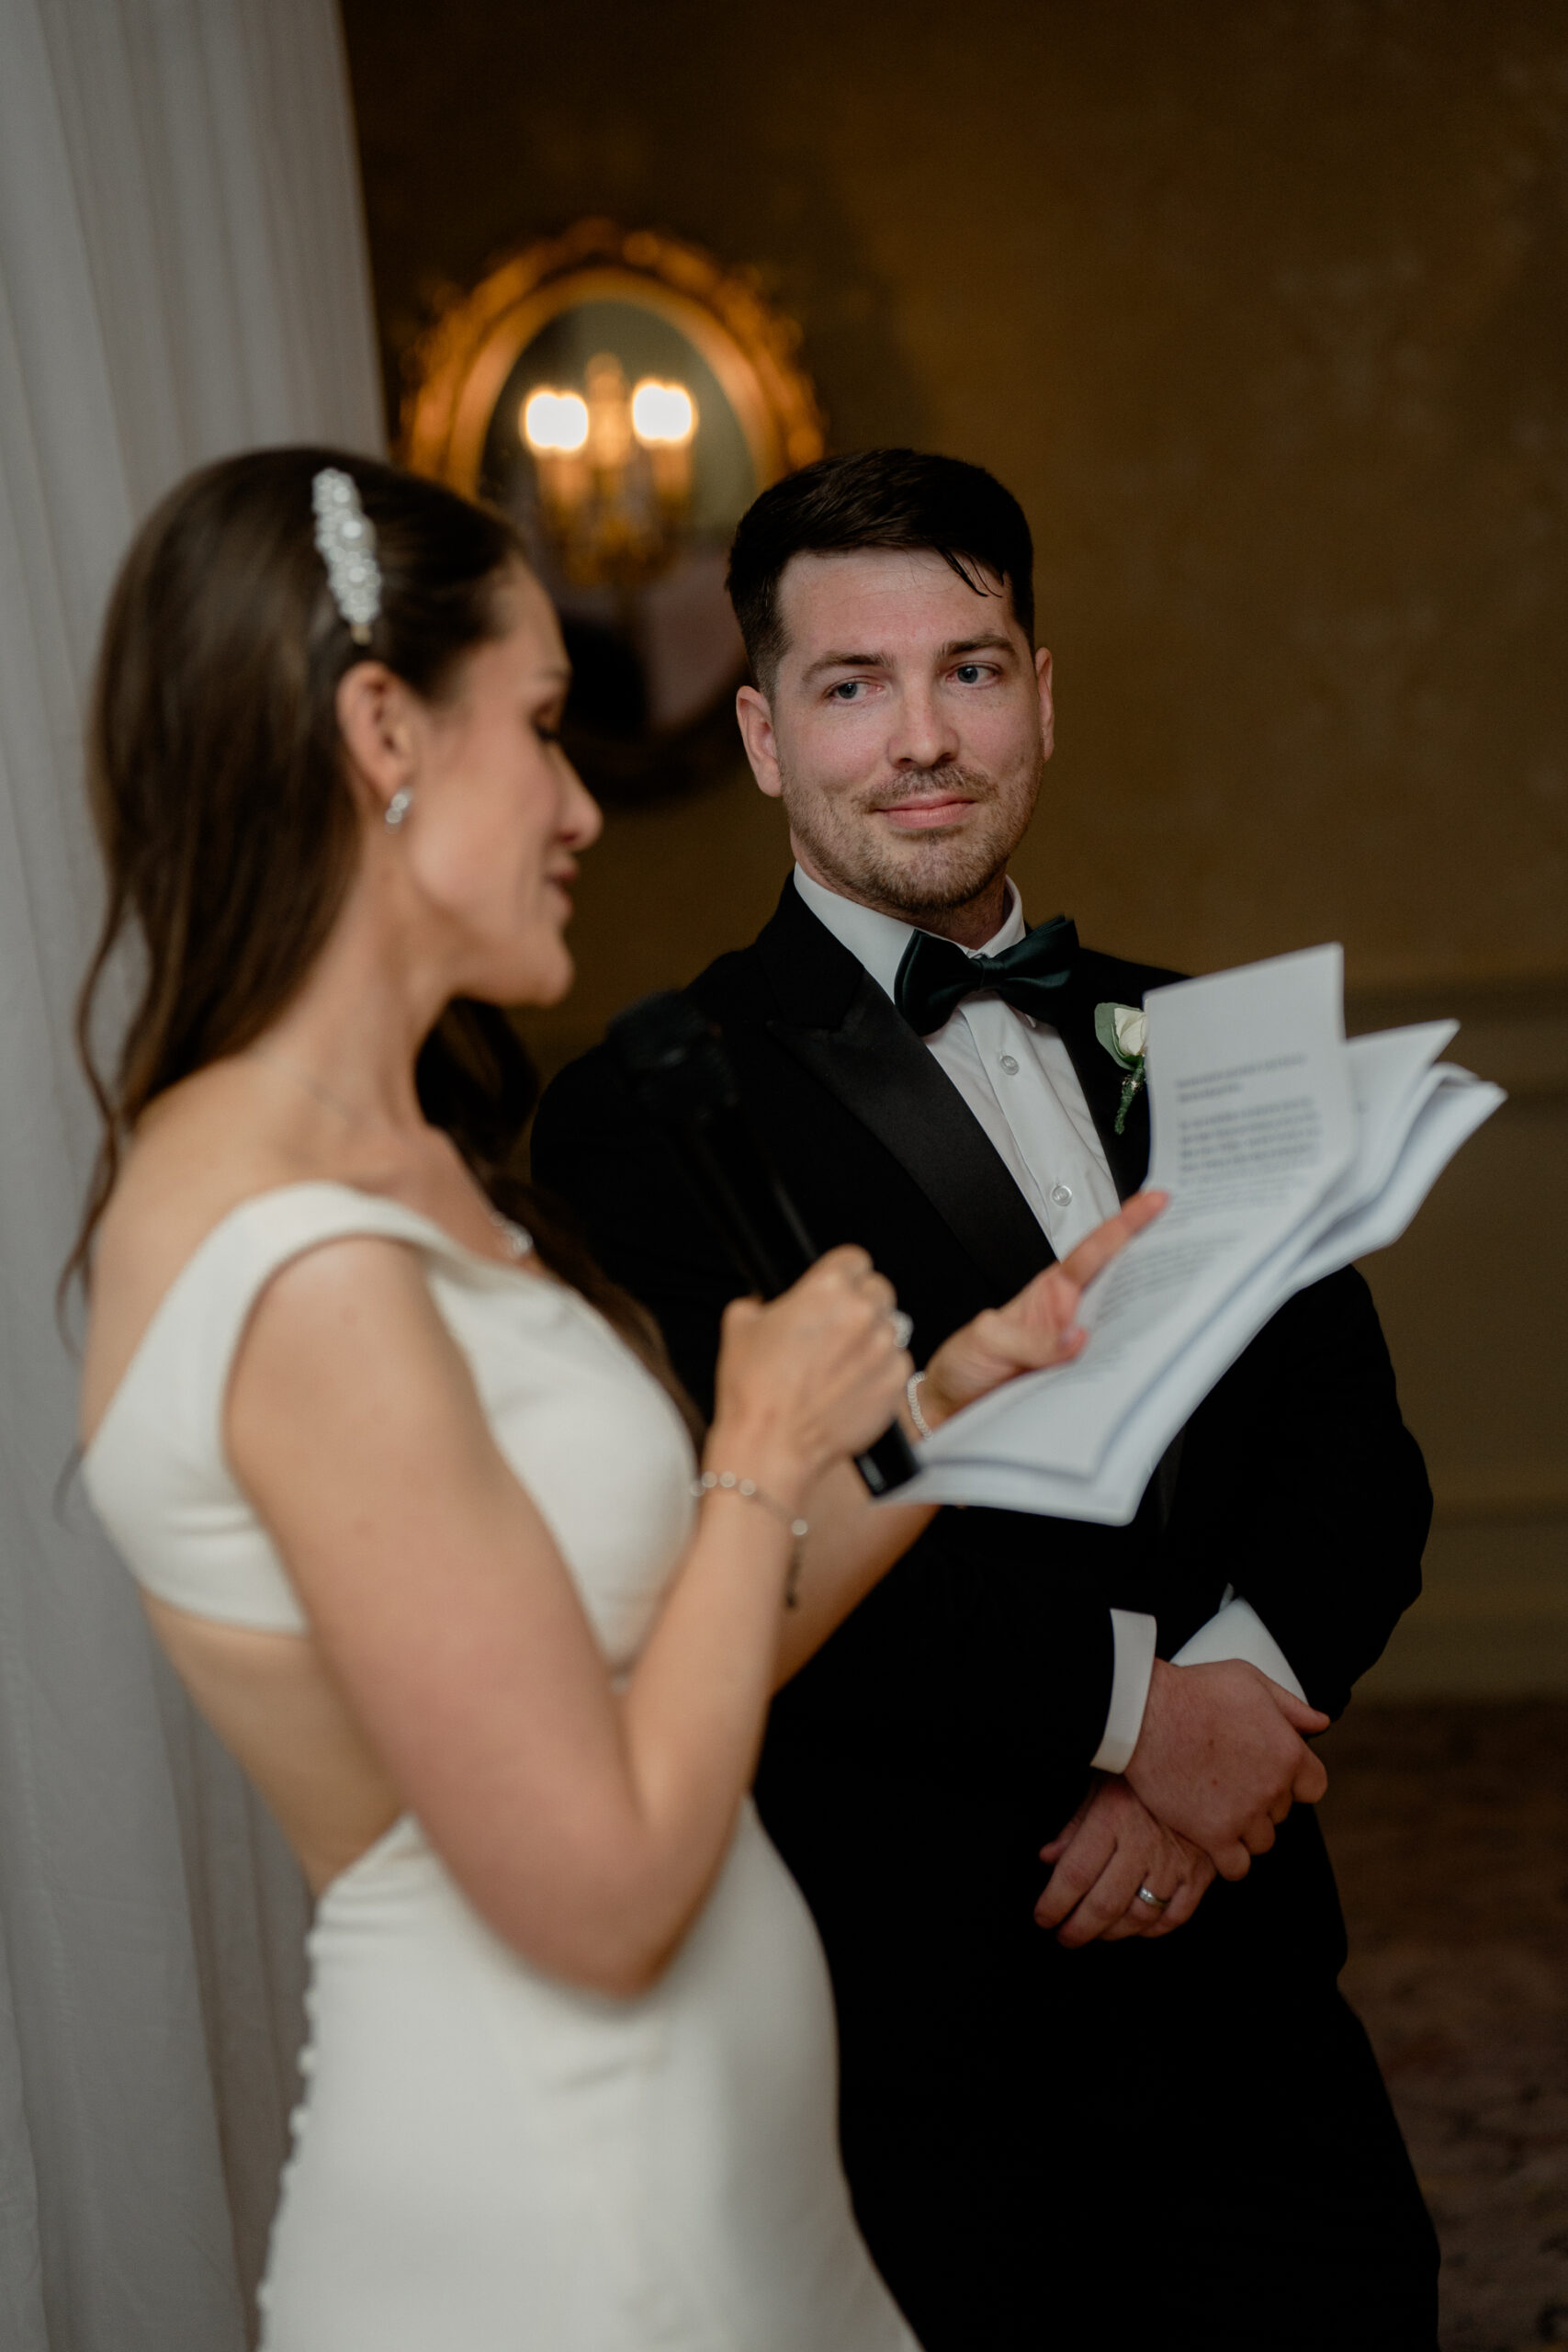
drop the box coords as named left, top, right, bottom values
left=894, top=914, right=1079, bottom=1036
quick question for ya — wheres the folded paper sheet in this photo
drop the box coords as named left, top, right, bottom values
left=897, top=944, right=1504, bottom=1526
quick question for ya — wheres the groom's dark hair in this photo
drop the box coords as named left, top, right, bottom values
left=726, top=447, right=1035, bottom=691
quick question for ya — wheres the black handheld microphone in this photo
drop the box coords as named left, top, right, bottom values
left=607, top=991, right=919, bottom=1498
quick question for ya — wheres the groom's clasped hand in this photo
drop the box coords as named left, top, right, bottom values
left=1035, top=1658, right=1331, bottom=1947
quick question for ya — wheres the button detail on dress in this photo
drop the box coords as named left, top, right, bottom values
left=998, top=1053, right=1020, bottom=1075
left=1050, top=1183, right=1074, bottom=1207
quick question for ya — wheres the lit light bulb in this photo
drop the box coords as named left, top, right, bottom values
left=522, top=389, right=590, bottom=455
left=630, top=379, right=696, bottom=448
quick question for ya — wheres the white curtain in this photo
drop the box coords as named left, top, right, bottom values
left=0, top=3, right=382, bottom=2343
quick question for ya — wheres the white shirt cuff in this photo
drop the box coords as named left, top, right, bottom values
left=1171, top=1595, right=1307, bottom=1701
left=1090, top=1608, right=1158, bottom=1774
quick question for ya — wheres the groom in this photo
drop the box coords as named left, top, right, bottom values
left=532, top=450, right=1439, bottom=2348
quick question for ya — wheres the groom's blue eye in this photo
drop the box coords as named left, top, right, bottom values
left=953, top=664, right=987, bottom=684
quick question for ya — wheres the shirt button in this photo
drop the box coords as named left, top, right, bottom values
left=1050, top=1182, right=1073, bottom=1206
left=998, top=1053, right=1020, bottom=1076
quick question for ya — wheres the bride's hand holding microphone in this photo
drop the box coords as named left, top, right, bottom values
left=707, top=1247, right=914, bottom=1515
left=745, top=1194, right=1168, bottom=1679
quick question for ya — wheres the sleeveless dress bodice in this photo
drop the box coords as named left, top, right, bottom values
left=83, top=1183, right=919, bottom=2352
left=83, top=1182, right=694, bottom=1660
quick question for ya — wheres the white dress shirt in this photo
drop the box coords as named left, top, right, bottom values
left=793, top=867, right=1305, bottom=1771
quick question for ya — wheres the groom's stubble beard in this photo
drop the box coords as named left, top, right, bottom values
left=777, top=752, right=1045, bottom=923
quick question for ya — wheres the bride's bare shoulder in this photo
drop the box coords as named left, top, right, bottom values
left=96, top=1061, right=302, bottom=1272
left=81, top=1062, right=312, bottom=1429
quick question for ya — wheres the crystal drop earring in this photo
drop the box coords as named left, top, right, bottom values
left=384, top=786, right=413, bottom=830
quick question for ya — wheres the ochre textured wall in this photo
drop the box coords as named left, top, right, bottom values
left=341, top=0, right=1568, bottom=1691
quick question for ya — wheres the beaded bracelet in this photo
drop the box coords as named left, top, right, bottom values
left=906, top=1369, right=934, bottom=1442
left=691, top=1470, right=809, bottom=1610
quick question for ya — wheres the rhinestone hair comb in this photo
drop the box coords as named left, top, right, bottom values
left=311, top=467, right=381, bottom=644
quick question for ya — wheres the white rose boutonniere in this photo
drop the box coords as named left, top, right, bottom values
left=1093, top=1001, right=1147, bottom=1135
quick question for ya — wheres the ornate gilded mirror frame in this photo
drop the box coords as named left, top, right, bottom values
left=400, top=221, right=824, bottom=801
left=401, top=218, right=825, bottom=497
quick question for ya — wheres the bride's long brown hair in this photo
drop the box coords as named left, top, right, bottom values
left=69, top=447, right=692, bottom=1419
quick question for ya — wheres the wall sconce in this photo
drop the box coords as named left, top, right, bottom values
left=522, top=355, right=698, bottom=587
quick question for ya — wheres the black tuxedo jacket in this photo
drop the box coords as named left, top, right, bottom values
left=532, top=879, right=1432, bottom=2098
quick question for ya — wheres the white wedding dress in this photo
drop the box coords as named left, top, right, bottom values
left=84, top=1182, right=919, bottom=2352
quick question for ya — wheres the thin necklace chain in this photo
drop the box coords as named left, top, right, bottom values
left=245, top=1046, right=532, bottom=1262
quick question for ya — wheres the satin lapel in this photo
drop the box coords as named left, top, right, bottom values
left=748, top=884, right=1055, bottom=1296
left=1051, top=976, right=1153, bottom=1203
left=768, top=973, right=1055, bottom=1299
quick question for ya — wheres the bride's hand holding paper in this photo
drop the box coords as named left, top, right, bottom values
left=915, top=1190, right=1168, bottom=1430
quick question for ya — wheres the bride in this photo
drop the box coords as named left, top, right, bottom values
left=73, top=449, right=1158, bottom=2350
